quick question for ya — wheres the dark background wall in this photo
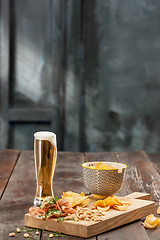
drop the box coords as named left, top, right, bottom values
left=1, top=0, right=160, bottom=153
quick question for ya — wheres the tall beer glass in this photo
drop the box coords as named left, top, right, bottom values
left=34, top=131, right=57, bottom=206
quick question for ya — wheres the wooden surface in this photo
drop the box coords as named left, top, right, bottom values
left=0, top=150, right=160, bottom=239
left=0, top=149, right=19, bottom=199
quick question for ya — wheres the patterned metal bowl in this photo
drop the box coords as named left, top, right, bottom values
left=82, top=162, right=127, bottom=197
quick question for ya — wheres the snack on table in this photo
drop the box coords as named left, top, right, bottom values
left=94, top=195, right=129, bottom=211
left=62, top=191, right=90, bottom=207
left=142, top=214, right=160, bottom=229
left=64, top=206, right=105, bottom=222
left=29, top=196, right=75, bottom=220
left=157, top=202, right=160, bottom=215
left=29, top=191, right=130, bottom=222
left=82, top=162, right=127, bottom=197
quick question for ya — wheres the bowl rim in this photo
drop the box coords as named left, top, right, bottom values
left=82, top=161, right=127, bottom=171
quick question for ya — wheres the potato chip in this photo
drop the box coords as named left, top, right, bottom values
left=142, top=221, right=159, bottom=229
left=99, top=165, right=116, bottom=170
left=62, top=191, right=75, bottom=198
left=79, top=198, right=90, bottom=207
left=113, top=204, right=128, bottom=211
left=94, top=200, right=106, bottom=207
left=94, top=162, right=105, bottom=169
left=97, top=206, right=110, bottom=212
left=94, top=195, right=129, bottom=211
left=93, top=194, right=108, bottom=199
left=94, top=162, right=116, bottom=170
left=62, top=196, right=77, bottom=207
left=104, top=196, right=123, bottom=207
left=80, top=192, right=85, bottom=196
left=145, top=214, right=160, bottom=226
left=157, top=202, right=160, bottom=215
left=62, top=191, right=90, bottom=208
left=142, top=214, right=160, bottom=229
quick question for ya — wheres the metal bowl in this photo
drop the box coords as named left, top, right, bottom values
left=82, top=162, right=127, bottom=197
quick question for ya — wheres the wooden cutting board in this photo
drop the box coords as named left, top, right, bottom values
left=24, top=192, right=155, bottom=238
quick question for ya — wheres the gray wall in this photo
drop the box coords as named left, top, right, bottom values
left=1, top=0, right=160, bottom=153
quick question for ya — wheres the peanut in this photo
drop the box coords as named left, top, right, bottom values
left=16, top=228, right=21, bottom=233
left=9, top=232, right=15, bottom=237
left=24, top=233, right=30, bottom=238
left=49, top=233, right=54, bottom=238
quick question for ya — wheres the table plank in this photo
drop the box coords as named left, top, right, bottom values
left=117, top=151, right=160, bottom=240
left=41, top=152, right=96, bottom=240
left=0, top=149, right=20, bottom=199
left=117, top=151, right=160, bottom=204
left=146, top=153, right=160, bottom=240
left=0, top=151, right=41, bottom=240
left=148, top=153, right=160, bottom=174
left=53, top=152, right=87, bottom=196
left=85, top=151, right=150, bottom=240
left=97, top=221, right=150, bottom=240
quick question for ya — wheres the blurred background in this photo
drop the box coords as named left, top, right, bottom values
left=1, top=0, right=160, bottom=152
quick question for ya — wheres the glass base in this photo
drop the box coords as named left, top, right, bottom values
left=34, top=198, right=43, bottom=207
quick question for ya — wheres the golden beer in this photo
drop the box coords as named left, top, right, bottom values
left=34, top=132, right=57, bottom=206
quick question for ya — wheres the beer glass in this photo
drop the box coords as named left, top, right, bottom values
left=34, top=131, right=57, bottom=206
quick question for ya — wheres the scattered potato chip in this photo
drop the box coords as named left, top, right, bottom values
left=145, top=214, right=160, bottom=226
left=104, top=196, right=124, bottom=207
left=142, top=214, right=160, bottom=229
left=62, top=191, right=90, bottom=207
left=94, top=200, right=106, bottom=207
left=62, top=191, right=75, bottom=198
left=113, top=204, right=128, bottom=211
left=157, top=202, right=160, bottom=215
left=79, top=198, right=90, bottom=207
left=62, top=196, right=77, bottom=207
left=94, top=195, right=129, bottom=211
left=97, top=206, right=110, bottom=212
left=142, top=221, right=158, bottom=229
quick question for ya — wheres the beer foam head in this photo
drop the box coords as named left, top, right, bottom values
left=34, top=131, right=56, bottom=141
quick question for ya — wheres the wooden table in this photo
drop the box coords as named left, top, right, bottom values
left=0, top=150, right=160, bottom=240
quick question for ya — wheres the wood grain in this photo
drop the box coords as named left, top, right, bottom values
left=148, top=153, right=160, bottom=175
left=0, top=151, right=41, bottom=240
left=0, top=149, right=20, bottom=199
left=97, top=221, right=150, bottom=240
left=85, top=151, right=152, bottom=240
left=53, top=152, right=86, bottom=196
left=116, top=151, right=160, bottom=240
left=116, top=151, right=160, bottom=203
